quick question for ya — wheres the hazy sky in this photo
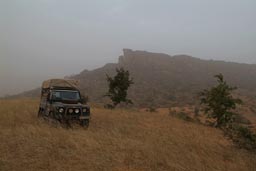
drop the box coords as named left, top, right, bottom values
left=1, top=0, right=256, bottom=96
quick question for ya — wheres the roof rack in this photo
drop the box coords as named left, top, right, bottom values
left=42, top=79, right=79, bottom=90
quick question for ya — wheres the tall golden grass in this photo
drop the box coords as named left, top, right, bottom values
left=0, top=99, right=255, bottom=171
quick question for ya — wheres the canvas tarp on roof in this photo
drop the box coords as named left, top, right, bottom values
left=42, top=79, right=79, bottom=89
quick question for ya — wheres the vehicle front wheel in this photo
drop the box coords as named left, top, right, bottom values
left=38, top=108, right=43, bottom=118
left=80, top=119, right=89, bottom=128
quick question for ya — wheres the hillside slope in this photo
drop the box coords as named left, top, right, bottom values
left=0, top=99, right=255, bottom=171
left=12, top=49, right=256, bottom=107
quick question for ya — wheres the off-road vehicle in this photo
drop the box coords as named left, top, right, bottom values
left=38, top=79, right=90, bottom=127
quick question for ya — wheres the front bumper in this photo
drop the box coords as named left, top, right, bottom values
left=55, top=106, right=90, bottom=120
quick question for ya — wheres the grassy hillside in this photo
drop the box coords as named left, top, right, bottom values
left=0, top=99, right=255, bottom=171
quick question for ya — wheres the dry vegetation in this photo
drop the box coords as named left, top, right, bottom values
left=0, top=99, right=256, bottom=171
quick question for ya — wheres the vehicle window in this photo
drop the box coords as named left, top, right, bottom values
left=52, top=91, right=80, bottom=101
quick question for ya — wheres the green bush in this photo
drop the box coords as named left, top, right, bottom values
left=199, top=74, right=256, bottom=151
left=200, top=74, right=242, bottom=127
left=225, top=124, right=256, bottom=150
left=233, top=113, right=251, bottom=125
left=105, top=68, right=134, bottom=108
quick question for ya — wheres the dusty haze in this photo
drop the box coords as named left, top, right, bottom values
left=1, top=0, right=256, bottom=97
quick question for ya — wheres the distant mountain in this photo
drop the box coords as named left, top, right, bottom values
left=11, top=49, right=256, bottom=107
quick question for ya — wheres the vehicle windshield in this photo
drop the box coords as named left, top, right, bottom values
left=51, top=90, right=81, bottom=101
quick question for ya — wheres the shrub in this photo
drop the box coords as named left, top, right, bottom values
left=233, top=113, right=251, bottom=125
left=200, top=74, right=242, bottom=127
left=199, top=74, right=256, bottom=151
left=105, top=68, right=134, bottom=108
left=225, top=124, right=256, bottom=150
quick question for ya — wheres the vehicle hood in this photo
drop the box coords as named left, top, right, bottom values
left=52, top=102, right=89, bottom=108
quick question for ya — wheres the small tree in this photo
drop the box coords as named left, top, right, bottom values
left=105, top=68, right=134, bottom=108
left=200, top=74, right=242, bottom=127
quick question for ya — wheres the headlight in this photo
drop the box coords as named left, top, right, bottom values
left=82, top=108, right=87, bottom=113
left=75, top=109, right=80, bottom=114
left=58, top=108, right=64, bottom=113
left=68, top=109, right=73, bottom=113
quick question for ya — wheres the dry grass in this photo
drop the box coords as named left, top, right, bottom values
left=0, top=99, right=256, bottom=171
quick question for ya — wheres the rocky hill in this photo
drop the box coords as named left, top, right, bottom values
left=12, top=49, right=256, bottom=107
left=71, top=49, right=256, bottom=106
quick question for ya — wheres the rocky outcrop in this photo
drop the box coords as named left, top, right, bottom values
left=119, top=49, right=170, bottom=65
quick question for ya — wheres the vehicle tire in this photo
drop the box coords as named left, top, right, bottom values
left=80, top=119, right=89, bottom=128
left=38, top=108, right=43, bottom=118
left=49, top=111, right=55, bottom=119
left=48, top=112, right=59, bottom=126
